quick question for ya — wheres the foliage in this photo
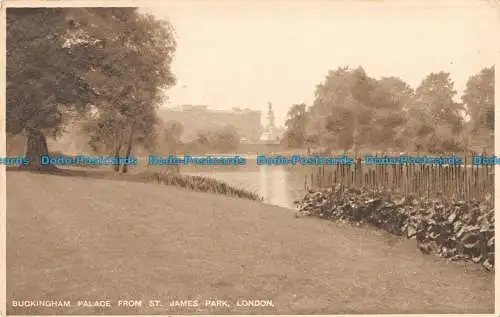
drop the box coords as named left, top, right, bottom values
left=7, top=8, right=96, bottom=138
left=305, top=66, right=408, bottom=151
left=76, top=9, right=176, bottom=171
left=139, top=171, right=262, bottom=201
left=7, top=8, right=177, bottom=170
left=158, top=120, right=184, bottom=154
left=296, top=186, right=494, bottom=272
left=283, top=103, right=308, bottom=148
left=285, top=65, right=493, bottom=152
left=404, top=72, right=465, bottom=152
left=185, top=125, right=240, bottom=154
left=462, top=66, right=494, bottom=148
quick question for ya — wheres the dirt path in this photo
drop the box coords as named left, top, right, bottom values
left=6, top=171, right=494, bottom=315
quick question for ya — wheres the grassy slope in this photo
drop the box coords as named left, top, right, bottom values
left=6, top=171, right=494, bottom=315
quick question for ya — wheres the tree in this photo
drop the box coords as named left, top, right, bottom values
left=308, top=66, right=410, bottom=152
left=283, top=103, right=308, bottom=148
left=160, top=120, right=184, bottom=154
left=462, top=66, right=494, bottom=149
left=357, top=76, right=410, bottom=150
left=75, top=10, right=176, bottom=173
left=212, top=125, right=240, bottom=153
left=190, top=126, right=240, bottom=154
left=7, top=8, right=177, bottom=171
left=7, top=8, right=97, bottom=170
left=406, top=71, right=465, bottom=152
left=308, top=66, right=358, bottom=151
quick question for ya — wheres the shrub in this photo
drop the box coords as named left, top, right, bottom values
left=295, top=185, right=494, bottom=271
left=138, top=171, right=263, bottom=201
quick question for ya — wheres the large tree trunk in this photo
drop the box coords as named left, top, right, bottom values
left=23, top=129, right=56, bottom=171
left=113, top=138, right=123, bottom=173
left=121, top=123, right=136, bottom=174
left=112, top=122, right=124, bottom=173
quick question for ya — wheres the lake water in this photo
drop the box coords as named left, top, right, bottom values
left=184, top=165, right=311, bottom=210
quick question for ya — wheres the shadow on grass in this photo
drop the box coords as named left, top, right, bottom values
left=7, top=165, right=106, bottom=178
left=7, top=165, right=263, bottom=201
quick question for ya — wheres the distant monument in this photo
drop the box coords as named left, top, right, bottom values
left=260, top=102, right=284, bottom=143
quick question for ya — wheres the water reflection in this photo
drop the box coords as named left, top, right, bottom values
left=260, top=165, right=290, bottom=208
left=184, top=164, right=308, bottom=210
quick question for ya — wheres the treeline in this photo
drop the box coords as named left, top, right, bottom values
left=282, top=66, right=494, bottom=153
left=155, top=121, right=240, bottom=155
left=7, top=8, right=176, bottom=173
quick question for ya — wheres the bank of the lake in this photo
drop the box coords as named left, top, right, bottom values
left=177, top=156, right=312, bottom=209
left=6, top=171, right=494, bottom=314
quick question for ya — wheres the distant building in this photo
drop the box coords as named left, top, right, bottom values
left=158, top=105, right=263, bottom=142
left=239, top=137, right=251, bottom=144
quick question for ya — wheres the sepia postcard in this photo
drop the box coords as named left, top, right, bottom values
left=1, top=0, right=498, bottom=315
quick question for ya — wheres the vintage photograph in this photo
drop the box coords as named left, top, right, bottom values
left=4, top=0, right=497, bottom=315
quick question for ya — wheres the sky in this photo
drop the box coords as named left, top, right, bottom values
left=141, top=0, right=499, bottom=127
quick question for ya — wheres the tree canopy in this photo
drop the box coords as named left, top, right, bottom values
left=284, top=65, right=494, bottom=153
left=7, top=8, right=177, bottom=170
